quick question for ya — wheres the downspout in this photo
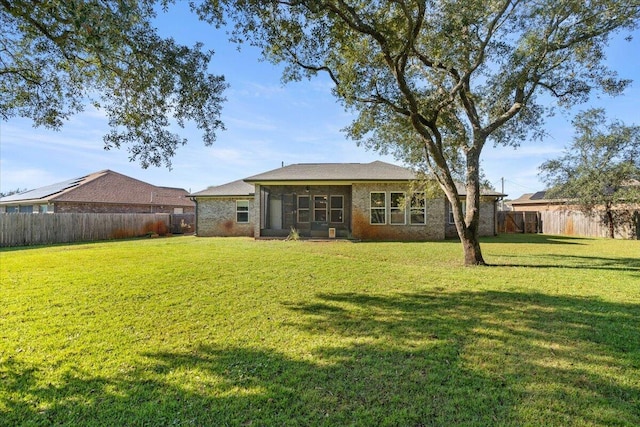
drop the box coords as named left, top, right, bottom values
left=189, top=196, right=198, bottom=236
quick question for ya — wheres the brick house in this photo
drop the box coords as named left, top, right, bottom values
left=0, top=170, right=194, bottom=214
left=191, top=161, right=504, bottom=240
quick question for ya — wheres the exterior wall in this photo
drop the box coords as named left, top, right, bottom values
left=196, top=197, right=254, bottom=237
left=479, top=199, right=498, bottom=236
left=0, top=203, right=53, bottom=213
left=53, top=202, right=194, bottom=214
left=351, top=183, right=446, bottom=241
left=445, top=198, right=498, bottom=238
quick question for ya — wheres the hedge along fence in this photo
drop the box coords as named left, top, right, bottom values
left=0, top=213, right=171, bottom=247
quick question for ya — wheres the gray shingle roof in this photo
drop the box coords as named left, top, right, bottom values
left=190, top=179, right=255, bottom=197
left=190, top=162, right=505, bottom=198
left=243, top=161, right=415, bottom=182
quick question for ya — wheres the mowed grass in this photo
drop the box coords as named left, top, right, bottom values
left=1, top=234, right=639, bottom=426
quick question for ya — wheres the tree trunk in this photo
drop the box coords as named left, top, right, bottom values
left=461, top=226, right=486, bottom=266
left=460, top=145, right=486, bottom=266
left=606, top=209, right=615, bottom=238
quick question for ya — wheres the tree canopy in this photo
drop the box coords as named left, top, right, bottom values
left=540, top=108, right=640, bottom=238
left=1, top=0, right=226, bottom=168
left=201, top=0, right=640, bottom=264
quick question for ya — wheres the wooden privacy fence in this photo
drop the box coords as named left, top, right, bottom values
left=538, top=210, right=639, bottom=239
left=498, top=210, right=639, bottom=239
left=498, top=211, right=541, bottom=234
left=0, top=213, right=172, bottom=247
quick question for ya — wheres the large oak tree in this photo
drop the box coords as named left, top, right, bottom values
left=1, top=0, right=226, bottom=168
left=200, top=0, right=639, bottom=265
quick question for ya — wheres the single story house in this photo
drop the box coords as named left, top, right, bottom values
left=508, top=191, right=567, bottom=212
left=0, top=170, right=194, bottom=214
left=191, top=161, right=505, bottom=240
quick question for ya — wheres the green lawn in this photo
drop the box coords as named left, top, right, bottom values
left=1, top=235, right=639, bottom=426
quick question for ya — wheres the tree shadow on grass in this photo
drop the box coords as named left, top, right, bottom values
left=483, top=234, right=595, bottom=245
left=2, top=291, right=638, bottom=426
left=489, top=253, right=640, bottom=273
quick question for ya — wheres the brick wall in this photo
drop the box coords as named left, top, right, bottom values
left=196, top=197, right=255, bottom=237
left=444, top=198, right=498, bottom=238
left=351, top=183, right=446, bottom=241
left=54, top=202, right=194, bottom=214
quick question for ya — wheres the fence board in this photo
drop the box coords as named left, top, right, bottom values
left=0, top=213, right=171, bottom=247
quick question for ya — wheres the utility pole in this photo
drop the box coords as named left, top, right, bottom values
left=501, top=177, right=505, bottom=211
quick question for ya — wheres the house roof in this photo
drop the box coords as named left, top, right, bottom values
left=190, top=179, right=255, bottom=197
left=243, top=161, right=415, bottom=182
left=192, top=161, right=505, bottom=198
left=0, top=170, right=193, bottom=207
left=510, top=191, right=567, bottom=205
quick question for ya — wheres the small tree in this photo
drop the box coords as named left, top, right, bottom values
left=539, top=109, right=640, bottom=238
left=1, top=1, right=227, bottom=168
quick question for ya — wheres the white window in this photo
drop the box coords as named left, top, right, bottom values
left=314, top=195, right=328, bottom=222
left=330, top=195, right=344, bottom=223
left=297, top=196, right=310, bottom=223
left=390, top=192, right=406, bottom=225
left=410, top=193, right=426, bottom=224
left=370, top=192, right=386, bottom=224
left=449, top=201, right=466, bottom=224
left=236, top=200, right=249, bottom=223
left=173, top=207, right=184, bottom=214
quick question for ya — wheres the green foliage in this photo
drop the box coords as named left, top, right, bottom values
left=0, top=0, right=227, bottom=168
left=540, top=108, right=640, bottom=237
left=1, top=236, right=639, bottom=425
left=202, top=0, right=640, bottom=264
left=286, top=226, right=300, bottom=240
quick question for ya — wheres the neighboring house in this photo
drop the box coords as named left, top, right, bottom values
left=509, top=191, right=567, bottom=212
left=191, top=161, right=505, bottom=240
left=0, top=170, right=194, bottom=214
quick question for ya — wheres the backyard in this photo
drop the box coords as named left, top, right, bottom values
left=1, top=235, right=638, bottom=426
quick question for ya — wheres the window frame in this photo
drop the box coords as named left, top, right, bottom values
left=297, top=195, right=310, bottom=223
left=313, top=195, right=328, bottom=222
left=389, top=192, right=406, bottom=225
left=236, top=200, right=250, bottom=223
left=410, top=193, right=427, bottom=225
left=330, top=195, right=344, bottom=223
left=370, top=192, right=386, bottom=225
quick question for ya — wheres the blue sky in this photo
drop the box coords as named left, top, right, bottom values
left=1, top=4, right=639, bottom=199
